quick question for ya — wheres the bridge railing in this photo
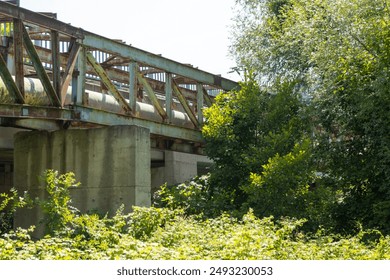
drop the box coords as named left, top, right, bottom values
left=0, top=1, right=238, bottom=142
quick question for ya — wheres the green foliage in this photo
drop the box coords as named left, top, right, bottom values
left=231, top=0, right=390, bottom=234
left=0, top=170, right=389, bottom=259
left=202, top=75, right=315, bottom=219
left=1, top=205, right=389, bottom=260
left=242, top=140, right=313, bottom=217
left=0, top=188, right=30, bottom=235
left=153, top=175, right=237, bottom=218
left=39, top=170, right=80, bottom=236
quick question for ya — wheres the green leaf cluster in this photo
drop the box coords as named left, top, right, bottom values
left=229, top=0, right=390, bottom=233
left=1, top=171, right=389, bottom=259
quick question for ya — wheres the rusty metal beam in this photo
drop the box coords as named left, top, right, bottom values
left=128, top=61, right=137, bottom=113
left=12, top=18, right=24, bottom=98
left=8, top=41, right=210, bottom=103
left=82, top=33, right=238, bottom=91
left=137, top=72, right=167, bottom=121
left=61, top=42, right=80, bottom=106
left=0, top=2, right=238, bottom=93
left=173, top=81, right=199, bottom=128
left=86, top=51, right=133, bottom=115
left=197, top=83, right=204, bottom=125
left=0, top=54, right=24, bottom=103
left=73, top=105, right=204, bottom=143
left=51, top=30, right=61, bottom=100
left=76, top=47, right=86, bottom=105
left=22, top=23, right=61, bottom=107
left=202, top=87, right=213, bottom=107
left=0, top=1, right=84, bottom=38
left=0, top=103, right=73, bottom=119
left=165, top=73, right=173, bottom=123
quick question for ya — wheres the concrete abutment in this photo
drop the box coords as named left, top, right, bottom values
left=13, top=125, right=151, bottom=237
left=5, top=125, right=211, bottom=237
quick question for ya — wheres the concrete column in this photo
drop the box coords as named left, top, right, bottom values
left=163, top=150, right=212, bottom=185
left=13, top=125, right=150, bottom=237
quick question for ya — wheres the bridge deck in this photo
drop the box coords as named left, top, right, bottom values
left=0, top=1, right=238, bottom=143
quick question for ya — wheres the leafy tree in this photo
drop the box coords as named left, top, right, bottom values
left=231, top=0, right=390, bottom=233
left=202, top=76, right=315, bottom=219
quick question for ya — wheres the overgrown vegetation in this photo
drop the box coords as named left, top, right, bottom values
left=1, top=171, right=389, bottom=260
left=201, top=0, right=390, bottom=234
left=1, top=0, right=390, bottom=259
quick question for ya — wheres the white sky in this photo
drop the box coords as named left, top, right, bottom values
left=20, top=0, right=240, bottom=82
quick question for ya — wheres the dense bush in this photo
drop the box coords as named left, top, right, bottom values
left=153, top=175, right=239, bottom=218
left=1, top=170, right=389, bottom=260
left=231, top=0, right=390, bottom=234
left=1, top=206, right=389, bottom=260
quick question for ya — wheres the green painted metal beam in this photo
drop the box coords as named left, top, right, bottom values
left=51, top=30, right=61, bottom=104
left=0, top=2, right=239, bottom=93
left=128, top=61, right=138, bottom=113
left=0, top=1, right=84, bottom=38
left=13, top=18, right=25, bottom=99
left=61, top=43, right=81, bottom=106
left=202, top=87, right=214, bottom=107
left=0, top=104, right=73, bottom=119
left=173, top=82, right=199, bottom=128
left=0, top=54, right=25, bottom=104
left=86, top=51, right=133, bottom=115
left=22, top=23, right=61, bottom=107
left=73, top=105, right=204, bottom=143
left=76, top=47, right=87, bottom=105
left=197, top=83, right=204, bottom=125
left=165, top=73, right=173, bottom=123
left=137, top=72, right=167, bottom=121
left=82, top=33, right=239, bottom=91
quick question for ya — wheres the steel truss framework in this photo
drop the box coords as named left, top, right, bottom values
left=0, top=1, right=238, bottom=144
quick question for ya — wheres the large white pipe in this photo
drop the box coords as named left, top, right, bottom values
left=0, top=77, right=194, bottom=129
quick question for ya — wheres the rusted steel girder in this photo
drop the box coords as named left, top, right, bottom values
left=86, top=51, right=133, bottom=115
left=0, top=53, right=24, bottom=103
left=137, top=72, right=167, bottom=121
left=173, top=81, right=199, bottom=128
left=22, top=23, right=61, bottom=107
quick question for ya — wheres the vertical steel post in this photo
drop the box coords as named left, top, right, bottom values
left=76, top=47, right=86, bottom=105
left=197, top=82, right=204, bottom=125
left=51, top=30, right=61, bottom=103
left=128, top=61, right=138, bottom=113
left=165, top=72, right=173, bottom=123
left=12, top=18, right=24, bottom=99
left=61, top=42, right=80, bottom=106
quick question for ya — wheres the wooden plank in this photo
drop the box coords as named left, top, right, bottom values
left=22, top=23, right=61, bottom=107
left=173, top=81, right=199, bottom=128
left=86, top=51, right=133, bottom=115
left=137, top=72, right=167, bottom=121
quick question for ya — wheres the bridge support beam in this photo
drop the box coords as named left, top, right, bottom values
left=13, top=125, right=151, bottom=238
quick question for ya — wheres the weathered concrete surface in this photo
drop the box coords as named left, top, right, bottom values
left=151, top=150, right=212, bottom=194
left=13, top=125, right=150, bottom=237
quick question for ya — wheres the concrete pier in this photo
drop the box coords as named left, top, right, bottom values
left=13, top=125, right=151, bottom=236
